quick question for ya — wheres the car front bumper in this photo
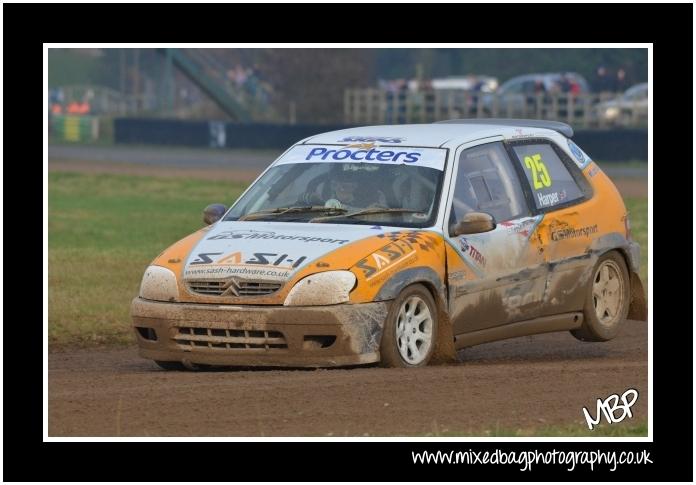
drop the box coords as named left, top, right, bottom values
left=131, top=297, right=390, bottom=368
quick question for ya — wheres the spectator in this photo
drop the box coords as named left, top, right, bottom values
left=594, top=65, right=610, bottom=93
left=66, top=101, right=81, bottom=114
left=559, top=73, right=572, bottom=93
left=66, top=97, right=91, bottom=115
left=616, top=68, right=627, bottom=93
left=534, top=79, right=546, bottom=94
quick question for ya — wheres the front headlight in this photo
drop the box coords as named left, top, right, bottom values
left=139, top=265, right=179, bottom=302
left=284, top=271, right=356, bottom=306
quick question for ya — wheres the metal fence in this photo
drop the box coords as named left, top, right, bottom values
left=344, top=89, right=647, bottom=128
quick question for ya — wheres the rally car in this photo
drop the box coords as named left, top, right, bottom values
left=132, top=119, right=646, bottom=369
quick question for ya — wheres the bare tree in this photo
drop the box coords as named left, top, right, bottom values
left=259, top=49, right=376, bottom=124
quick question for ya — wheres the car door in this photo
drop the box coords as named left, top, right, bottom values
left=507, top=138, right=595, bottom=317
left=444, top=140, right=548, bottom=335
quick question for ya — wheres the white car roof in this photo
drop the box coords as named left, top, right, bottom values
left=301, top=119, right=572, bottom=149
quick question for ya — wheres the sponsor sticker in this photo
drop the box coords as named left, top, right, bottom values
left=189, top=250, right=307, bottom=269
left=339, top=136, right=404, bottom=144
left=550, top=222, right=598, bottom=241
left=185, top=250, right=307, bottom=281
left=499, top=217, right=541, bottom=238
left=207, top=229, right=349, bottom=245
left=567, top=139, right=592, bottom=169
left=275, top=145, right=447, bottom=171
left=355, top=238, right=418, bottom=286
left=459, top=237, right=486, bottom=267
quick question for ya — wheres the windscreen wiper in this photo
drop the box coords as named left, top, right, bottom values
left=310, top=207, right=425, bottom=223
left=238, top=206, right=348, bottom=221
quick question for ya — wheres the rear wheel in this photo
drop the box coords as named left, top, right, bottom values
left=571, top=251, right=630, bottom=342
left=380, top=284, right=438, bottom=368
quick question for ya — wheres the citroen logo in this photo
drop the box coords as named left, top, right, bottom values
left=220, top=277, right=241, bottom=297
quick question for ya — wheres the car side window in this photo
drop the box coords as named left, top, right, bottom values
left=449, top=142, right=529, bottom=230
left=511, top=143, right=584, bottom=210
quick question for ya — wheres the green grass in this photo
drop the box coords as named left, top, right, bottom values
left=624, top=197, right=648, bottom=284
left=426, top=420, right=648, bottom=437
left=48, top=172, right=247, bottom=347
left=48, top=171, right=649, bottom=348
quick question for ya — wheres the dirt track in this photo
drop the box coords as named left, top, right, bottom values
left=48, top=320, right=648, bottom=437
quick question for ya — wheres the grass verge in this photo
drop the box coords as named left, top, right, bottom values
left=424, top=419, right=648, bottom=437
left=48, top=171, right=247, bottom=347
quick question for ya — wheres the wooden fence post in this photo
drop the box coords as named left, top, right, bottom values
left=366, top=88, right=374, bottom=124
left=344, top=89, right=351, bottom=124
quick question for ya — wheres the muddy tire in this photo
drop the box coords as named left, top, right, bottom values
left=380, top=284, right=438, bottom=368
left=154, top=360, right=187, bottom=371
left=571, top=250, right=630, bottom=342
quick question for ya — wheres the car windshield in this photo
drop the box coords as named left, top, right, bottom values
left=224, top=145, right=446, bottom=227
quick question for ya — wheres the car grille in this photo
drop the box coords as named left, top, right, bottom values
left=174, top=327, right=288, bottom=350
left=187, top=279, right=281, bottom=297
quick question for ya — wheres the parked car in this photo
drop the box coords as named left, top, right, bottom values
left=132, top=119, right=646, bottom=369
left=595, top=83, right=648, bottom=125
left=481, top=73, right=590, bottom=116
left=498, top=72, right=590, bottom=95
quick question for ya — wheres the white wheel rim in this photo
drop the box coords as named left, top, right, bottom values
left=395, top=295, right=433, bottom=365
left=592, top=260, right=624, bottom=326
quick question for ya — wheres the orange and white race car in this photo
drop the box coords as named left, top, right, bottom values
left=132, top=119, right=646, bottom=369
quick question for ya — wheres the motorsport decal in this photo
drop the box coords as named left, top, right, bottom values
left=498, top=215, right=544, bottom=240
left=184, top=250, right=305, bottom=280
left=523, top=153, right=553, bottom=190
left=190, top=251, right=307, bottom=268
left=549, top=221, right=599, bottom=241
left=339, top=136, right=404, bottom=143
left=567, top=139, right=592, bottom=169
left=355, top=239, right=418, bottom=287
left=274, top=145, right=447, bottom=171
left=208, top=229, right=349, bottom=245
left=536, top=189, right=567, bottom=208
left=376, top=230, right=439, bottom=252
left=354, top=230, right=440, bottom=287
left=184, top=222, right=402, bottom=282
left=458, top=237, right=486, bottom=268
left=509, top=128, right=544, bottom=139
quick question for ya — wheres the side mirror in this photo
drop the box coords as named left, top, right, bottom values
left=203, top=204, right=227, bottom=225
left=451, top=212, right=496, bottom=236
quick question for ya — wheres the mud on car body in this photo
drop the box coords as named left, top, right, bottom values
left=132, top=119, right=647, bottom=369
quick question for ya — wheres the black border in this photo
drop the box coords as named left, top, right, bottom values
left=4, top=2, right=693, bottom=482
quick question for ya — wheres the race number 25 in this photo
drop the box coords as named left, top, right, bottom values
left=524, top=153, right=552, bottom=190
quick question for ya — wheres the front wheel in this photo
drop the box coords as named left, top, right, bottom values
left=380, top=284, right=438, bottom=368
left=571, top=250, right=630, bottom=342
